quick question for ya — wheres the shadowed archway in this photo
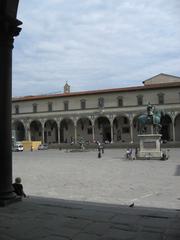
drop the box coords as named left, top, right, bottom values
left=94, top=116, right=111, bottom=143
left=161, top=114, right=173, bottom=141
left=113, top=115, right=130, bottom=143
left=12, top=120, right=25, bottom=141
left=77, top=118, right=92, bottom=143
left=30, top=120, right=42, bottom=141
left=175, top=114, right=180, bottom=141
left=44, top=120, right=58, bottom=144
left=60, top=118, right=74, bottom=143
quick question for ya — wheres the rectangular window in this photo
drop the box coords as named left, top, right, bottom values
left=48, top=102, right=53, bottom=112
left=118, top=97, right=123, bottom=107
left=64, top=101, right=69, bottom=111
left=81, top=100, right=86, bottom=110
left=158, top=93, right=164, bottom=104
left=98, top=97, right=104, bottom=108
left=15, top=105, right=19, bottom=114
left=137, top=95, right=143, bottom=106
left=33, top=104, right=37, bottom=113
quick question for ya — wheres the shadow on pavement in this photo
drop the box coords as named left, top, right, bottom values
left=0, top=196, right=180, bottom=240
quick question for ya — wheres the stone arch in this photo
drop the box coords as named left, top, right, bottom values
left=60, top=118, right=74, bottom=143
left=44, top=119, right=58, bottom=144
left=94, top=116, right=111, bottom=143
left=160, top=114, right=173, bottom=142
left=30, top=120, right=42, bottom=141
left=175, top=113, right=180, bottom=141
left=113, top=115, right=130, bottom=143
left=12, top=120, right=25, bottom=141
left=77, top=117, right=92, bottom=143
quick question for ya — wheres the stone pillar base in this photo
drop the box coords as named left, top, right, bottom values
left=137, top=134, right=162, bottom=160
left=0, top=191, right=22, bottom=207
left=0, top=195, right=22, bottom=207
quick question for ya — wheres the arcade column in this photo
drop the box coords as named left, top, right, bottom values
left=110, top=122, right=114, bottom=143
left=0, top=0, right=22, bottom=206
left=74, top=124, right=77, bottom=144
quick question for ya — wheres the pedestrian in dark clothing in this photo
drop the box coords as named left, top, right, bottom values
left=101, top=145, right=104, bottom=154
left=98, top=149, right=101, bottom=158
left=97, top=141, right=102, bottom=158
left=13, top=177, right=26, bottom=197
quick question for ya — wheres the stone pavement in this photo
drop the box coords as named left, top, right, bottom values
left=13, top=149, right=180, bottom=209
left=0, top=196, right=180, bottom=240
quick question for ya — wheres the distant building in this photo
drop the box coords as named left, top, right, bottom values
left=12, top=74, right=180, bottom=144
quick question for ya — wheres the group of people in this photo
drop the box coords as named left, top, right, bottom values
left=126, top=148, right=133, bottom=159
left=126, top=148, right=138, bottom=160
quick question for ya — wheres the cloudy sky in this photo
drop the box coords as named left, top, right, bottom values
left=13, top=0, right=180, bottom=96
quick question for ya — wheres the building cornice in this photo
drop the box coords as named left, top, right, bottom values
left=12, top=82, right=180, bottom=103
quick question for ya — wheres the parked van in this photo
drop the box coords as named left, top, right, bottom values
left=12, top=142, right=24, bottom=152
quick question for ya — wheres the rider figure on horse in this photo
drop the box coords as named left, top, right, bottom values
left=147, top=103, right=154, bottom=116
left=137, top=103, right=163, bottom=134
left=147, top=103, right=155, bottom=125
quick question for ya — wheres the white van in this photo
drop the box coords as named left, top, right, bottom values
left=13, top=142, right=24, bottom=152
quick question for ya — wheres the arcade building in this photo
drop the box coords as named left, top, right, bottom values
left=12, top=73, right=180, bottom=145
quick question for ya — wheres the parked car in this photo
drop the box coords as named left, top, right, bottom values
left=38, top=144, right=48, bottom=150
left=12, top=142, right=24, bottom=152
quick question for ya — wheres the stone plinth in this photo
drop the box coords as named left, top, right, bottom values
left=137, top=134, right=162, bottom=160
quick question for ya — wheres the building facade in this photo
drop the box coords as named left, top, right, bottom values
left=12, top=73, right=180, bottom=145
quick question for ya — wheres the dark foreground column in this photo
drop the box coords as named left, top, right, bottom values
left=0, top=0, right=22, bottom=206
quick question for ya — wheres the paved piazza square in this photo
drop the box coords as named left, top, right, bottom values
left=13, top=148, right=180, bottom=209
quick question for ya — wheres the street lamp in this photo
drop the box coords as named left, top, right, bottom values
left=0, top=0, right=22, bottom=206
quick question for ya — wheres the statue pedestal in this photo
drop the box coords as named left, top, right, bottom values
left=137, top=134, right=162, bottom=160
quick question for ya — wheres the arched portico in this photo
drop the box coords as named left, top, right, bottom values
left=44, top=119, right=58, bottom=144
left=113, top=115, right=131, bottom=143
left=77, top=118, right=92, bottom=143
left=60, top=118, right=74, bottom=143
left=30, top=120, right=42, bottom=141
left=12, top=120, right=25, bottom=141
left=94, top=116, right=111, bottom=143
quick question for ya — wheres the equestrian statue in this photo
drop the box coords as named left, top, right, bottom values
left=137, top=103, right=164, bottom=134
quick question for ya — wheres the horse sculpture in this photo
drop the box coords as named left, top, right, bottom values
left=137, top=104, right=164, bottom=134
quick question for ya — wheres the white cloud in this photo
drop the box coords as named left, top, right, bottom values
left=12, top=0, right=180, bottom=96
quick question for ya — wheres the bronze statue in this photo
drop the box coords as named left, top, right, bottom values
left=137, top=103, right=164, bottom=134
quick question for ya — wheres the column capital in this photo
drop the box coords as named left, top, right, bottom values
left=72, top=116, right=78, bottom=126
left=56, top=117, right=62, bottom=124
left=126, top=112, right=134, bottom=122
left=22, top=118, right=31, bottom=126
left=39, top=118, right=46, bottom=126
left=170, top=111, right=176, bottom=121
left=90, top=115, right=95, bottom=121
left=0, top=12, right=22, bottom=48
